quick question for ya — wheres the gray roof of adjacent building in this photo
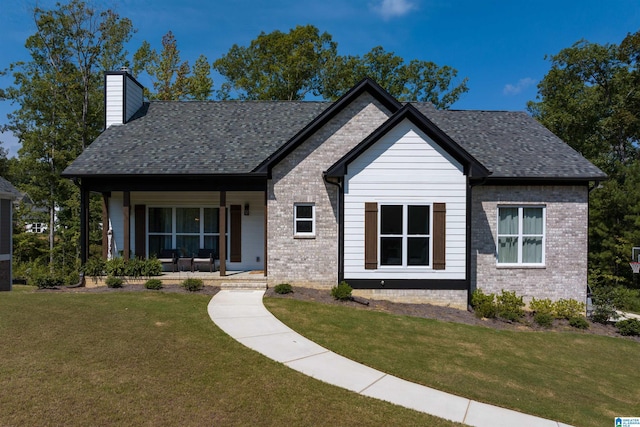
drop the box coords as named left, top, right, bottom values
left=62, top=99, right=606, bottom=181
left=0, top=176, right=21, bottom=198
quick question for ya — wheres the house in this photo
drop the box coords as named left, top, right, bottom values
left=62, top=70, right=606, bottom=308
left=0, top=177, right=20, bottom=291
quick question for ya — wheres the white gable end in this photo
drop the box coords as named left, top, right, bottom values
left=343, top=118, right=467, bottom=280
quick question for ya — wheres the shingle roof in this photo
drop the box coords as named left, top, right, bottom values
left=413, top=105, right=606, bottom=179
left=63, top=101, right=331, bottom=176
left=63, top=98, right=606, bottom=181
left=0, top=176, right=20, bottom=198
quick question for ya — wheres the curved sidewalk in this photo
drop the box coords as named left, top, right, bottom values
left=208, top=289, right=572, bottom=427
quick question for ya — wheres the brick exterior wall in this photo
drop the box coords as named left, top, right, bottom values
left=267, top=93, right=391, bottom=288
left=471, top=185, right=589, bottom=305
left=353, top=289, right=468, bottom=309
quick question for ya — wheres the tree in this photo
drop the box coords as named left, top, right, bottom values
left=133, top=31, right=213, bottom=100
left=3, top=0, right=134, bottom=269
left=528, top=31, right=640, bottom=287
left=214, top=25, right=337, bottom=101
left=324, top=46, right=469, bottom=108
left=214, top=26, right=469, bottom=108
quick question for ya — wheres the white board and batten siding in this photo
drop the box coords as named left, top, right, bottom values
left=343, top=119, right=467, bottom=280
left=105, top=73, right=144, bottom=129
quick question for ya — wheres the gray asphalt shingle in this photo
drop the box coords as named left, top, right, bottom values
left=63, top=99, right=606, bottom=180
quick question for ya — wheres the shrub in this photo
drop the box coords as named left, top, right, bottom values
left=105, top=276, right=124, bottom=288
left=83, top=258, right=105, bottom=277
left=590, top=286, right=619, bottom=324
left=616, top=318, right=640, bottom=336
left=142, top=258, right=163, bottom=277
left=330, top=281, right=353, bottom=301
left=530, top=297, right=554, bottom=314
left=274, top=283, right=293, bottom=294
left=105, top=258, right=126, bottom=277
left=182, top=278, right=203, bottom=292
left=569, top=316, right=589, bottom=329
left=144, top=279, right=163, bottom=290
left=34, top=276, right=64, bottom=289
left=124, top=258, right=145, bottom=278
left=496, top=290, right=525, bottom=322
left=554, top=299, right=585, bottom=320
left=533, top=312, right=554, bottom=328
left=471, top=289, right=497, bottom=319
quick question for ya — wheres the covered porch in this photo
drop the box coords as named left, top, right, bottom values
left=77, top=175, right=268, bottom=278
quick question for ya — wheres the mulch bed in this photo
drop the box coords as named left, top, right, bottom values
left=38, top=283, right=638, bottom=342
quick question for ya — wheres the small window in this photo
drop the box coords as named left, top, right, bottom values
left=294, top=204, right=315, bottom=237
left=497, top=206, right=545, bottom=265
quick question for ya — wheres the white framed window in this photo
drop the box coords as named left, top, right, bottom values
left=497, top=206, right=545, bottom=265
left=294, top=203, right=315, bottom=237
left=148, top=207, right=221, bottom=257
left=380, top=204, right=431, bottom=267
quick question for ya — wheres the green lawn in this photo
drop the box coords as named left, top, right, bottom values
left=0, top=287, right=456, bottom=427
left=264, top=297, right=640, bottom=427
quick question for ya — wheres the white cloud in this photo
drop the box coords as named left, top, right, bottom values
left=503, top=77, right=537, bottom=96
left=371, top=0, right=417, bottom=19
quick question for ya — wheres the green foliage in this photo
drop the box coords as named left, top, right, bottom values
left=496, top=290, right=525, bottom=322
left=615, top=318, right=640, bottom=336
left=529, top=31, right=640, bottom=288
left=533, top=312, right=554, bottom=328
left=529, top=297, right=554, bottom=315
left=470, top=289, right=497, bottom=319
left=554, top=299, right=586, bottom=320
left=105, top=276, right=124, bottom=288
left=274, top=283, right=293, bottom=294
left=569, top=316, right=590, bottom=330
left=214, top=25, right=468, bottom=108
left=83, top=258, right=106, bottom=277
left=330, top=281, right=353, bottom=301
left=144, top=279, right=163, bottom=290
left=133, top=31, right=212, bottom=100
left=590, top=285, right=621, bottom=324
left=181, top=278, right=203, bottom=292
left=105, top=258, right=126, bottom=277
left=34, top=276, right=64, bottom=289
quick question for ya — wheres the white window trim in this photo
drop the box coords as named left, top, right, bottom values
left=379, top=203, right=432, bottom=269
left=496, top=205, right=546, bottom=267
left=294, top=203, right=315, bottom=238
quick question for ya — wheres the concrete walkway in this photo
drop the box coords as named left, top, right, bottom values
left=208, top=289, right=573, bottom=427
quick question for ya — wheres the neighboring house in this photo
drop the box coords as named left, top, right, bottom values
left=0, top=177, right=20, bottom=291
left=62, top=70, right=606, bottom=308
left=17, top=193, right=49, bottom=234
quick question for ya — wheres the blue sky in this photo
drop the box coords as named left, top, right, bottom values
left=1, top=0, right=638, bottom=157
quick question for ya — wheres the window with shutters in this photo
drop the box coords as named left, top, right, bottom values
left=380, top=204, right=430, bottom=267
left=294, top=203, right=315, bottom=237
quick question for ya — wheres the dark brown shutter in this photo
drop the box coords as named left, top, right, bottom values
left=135, top=205, right=146, bottom=259
left=433, top=203, right=446, bottom=270
left=364, top=202, right=378, bottom=270
left=0, top=199, right=10, bottom=255
left=230, top=205, right=242, bottom=263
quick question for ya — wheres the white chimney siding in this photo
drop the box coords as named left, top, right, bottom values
left=105, top=71, right=144, bottom=129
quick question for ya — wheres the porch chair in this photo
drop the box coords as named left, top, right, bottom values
left=158, top=249, right=178, bottom=272
left=194, top=249, right=217, bottom=272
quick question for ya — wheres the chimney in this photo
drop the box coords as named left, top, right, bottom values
left=105, top=68, right=144, bottom=129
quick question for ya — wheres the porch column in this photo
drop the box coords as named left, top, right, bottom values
left=123, top=191, right=130, bottom=261
left=219, top=191, right=226, bottom=277
left=263, top=189, right=267, bottom=277
left=101, top=193, right=109, bottom=260
left=80, top=185, right=89, bottom=265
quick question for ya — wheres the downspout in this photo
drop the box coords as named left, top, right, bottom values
left=323, top=172, right=343, bottom=284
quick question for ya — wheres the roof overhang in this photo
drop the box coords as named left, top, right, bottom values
left=325, top=103, right=491, bottom=179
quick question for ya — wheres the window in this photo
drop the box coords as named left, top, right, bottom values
left=148, top=207, right=220, bottom=257
left=497, top=206, right=545, bottom=265
left=380, top=204, right=430, bottom=267
left=294, top=204, right=315, bottom=237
